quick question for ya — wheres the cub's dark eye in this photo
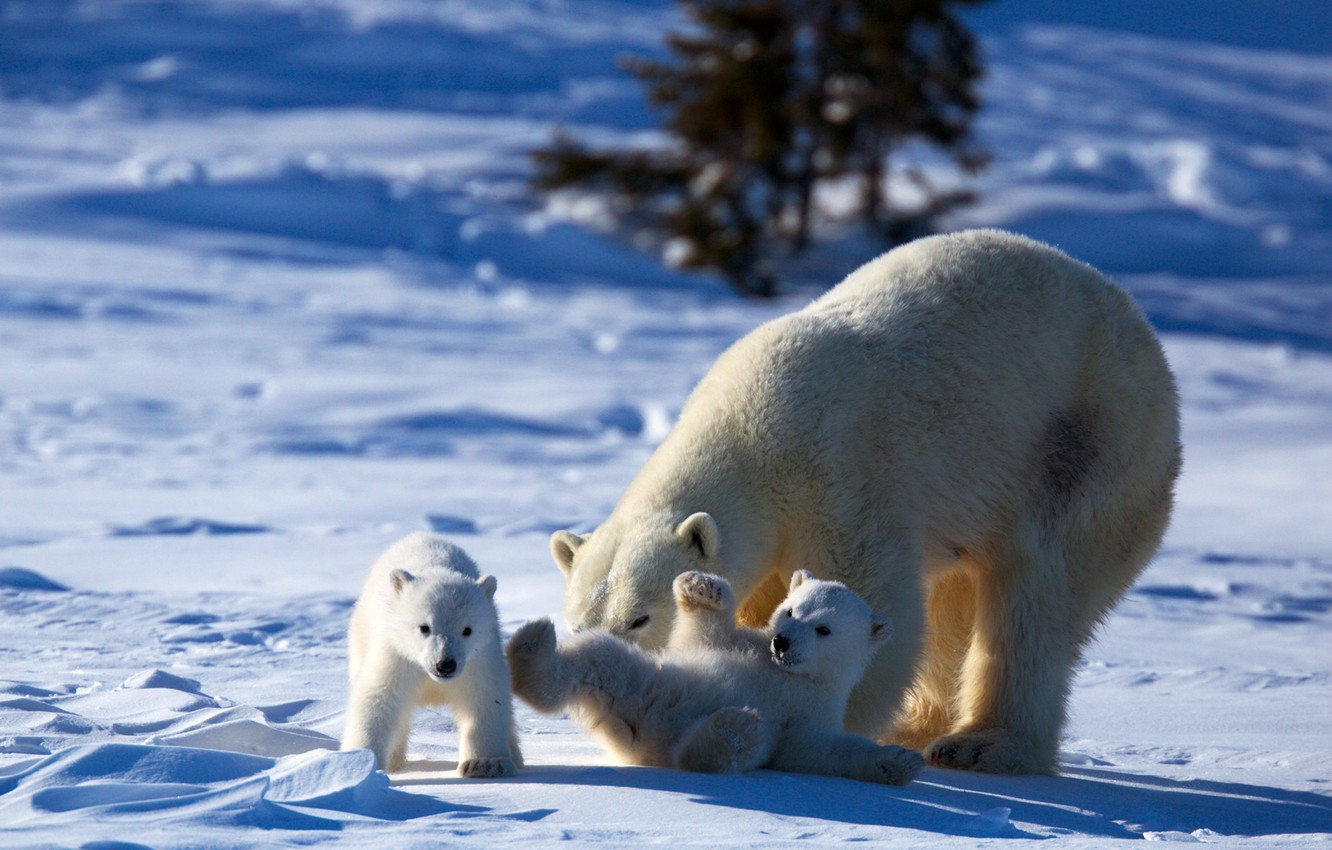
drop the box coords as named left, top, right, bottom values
left=462, top=627, right=472, bottom=637
left=629, top=615, right=650, bottom=631
left=784, top=608, right=793, bottom=618
left=815, top=625, right=831, bottom=637
left=418, top=624, right=430, bottom=636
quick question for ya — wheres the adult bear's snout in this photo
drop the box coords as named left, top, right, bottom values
left=436, top=657, right=458, bottom=679
left=771, top=634, right=789, bottom=659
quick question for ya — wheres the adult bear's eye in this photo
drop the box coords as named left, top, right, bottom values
left=462, top=627, right=472, bottom=637
left=815, top=625, right=831, bottom=637
left=629, top=615, right=650, bottom=630
left=784, top=608, right=793, bottom=618
left=419, top=624, right=431, bottom=636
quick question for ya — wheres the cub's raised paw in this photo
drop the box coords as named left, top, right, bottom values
left=925, top=729, right=1039, bottom=774
left=505, top=618, right=561, bottom=710
left=506, top=618, right=556, bottom=661
left=673, top=571, right=733, bottom=612
left=872, top=745, right=924, bottom=786
left=459, top=756, right=517, bottom=779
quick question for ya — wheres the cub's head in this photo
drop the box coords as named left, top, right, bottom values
left=550, top=512, right=720, bottom=649
left=386, top=569, right=499, bottom=682
left=768, top=571, right=891, bottom=689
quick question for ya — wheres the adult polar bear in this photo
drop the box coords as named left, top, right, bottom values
left=551, top=229, right=1181, bottom=774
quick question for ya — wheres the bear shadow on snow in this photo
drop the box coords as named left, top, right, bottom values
left=431, top=762, right=1331, bottom=839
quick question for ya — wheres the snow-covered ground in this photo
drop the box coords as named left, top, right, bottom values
left=1, top=1, right=1330, bottom=846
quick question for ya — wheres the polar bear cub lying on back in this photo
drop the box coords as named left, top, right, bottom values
left=342, top=532, right=522, bottom=777
left=507, top=570, right=923, bottom=785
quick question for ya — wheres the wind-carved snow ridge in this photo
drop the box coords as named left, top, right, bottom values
left=0, top=0, right=1330, bottom=846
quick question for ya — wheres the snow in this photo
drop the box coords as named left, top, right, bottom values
left=1, top=0, right=1330, bottom=846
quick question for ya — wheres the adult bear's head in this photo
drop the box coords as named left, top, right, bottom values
left=550, top=511, right=720, bottom=649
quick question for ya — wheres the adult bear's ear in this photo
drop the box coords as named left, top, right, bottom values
left=477, top=574, right=497, bottom=599
left=869, top=615, right=893, bottom=647
left=389, top=569, right=414, bottom=594
left=676, top=512, right=719, bottom=561
left=789, top=569, right=814, bottom=592
left=550, top=530, right=588, bottom=577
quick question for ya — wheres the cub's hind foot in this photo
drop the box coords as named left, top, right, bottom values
left=675, top=706, right=766, bottom=773
left=869, top=745, right=925, bottom=786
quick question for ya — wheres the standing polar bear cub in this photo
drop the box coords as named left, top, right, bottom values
left=507, top=570, right=923, bottom=785
left=342, top=532, right=522, bottom=777
left=551, top=229, right=1181, bottom=774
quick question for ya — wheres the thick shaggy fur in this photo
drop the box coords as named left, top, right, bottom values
left=550, top=229, right=1181, bottom=774
left=342, top=532, right=522, bottom=777
left=507, top=571, right=922, bottom=784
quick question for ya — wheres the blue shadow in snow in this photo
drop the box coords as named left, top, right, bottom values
left=488, top=762, right=1332, bottom=839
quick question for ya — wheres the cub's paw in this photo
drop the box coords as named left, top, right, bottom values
left=505, top=618, right=560, bottom=709
left=505, top=618, right=556, bottom=662
left=458, top=756, right=517, bottom=779
left=925, top=729, right=1042, bottom=774
left=871, top=745, right=925, bottom=786
left=673, top=571, right=733, bottom=612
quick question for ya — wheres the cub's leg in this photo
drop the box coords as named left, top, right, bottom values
left=926, top=535, right=1073, bottom=774
left=894, top=566, right=976, bottom=751
left=506, top=619, right=652, bottom=715
left=505, top=618, right=570, bottom=713
left=772, top=731, right=924, bottom=786
left=673, top=706, right=773, bottom=774
left=341, top=654, right=422, bottom=772
left=451, top=644, right=522, bottom=778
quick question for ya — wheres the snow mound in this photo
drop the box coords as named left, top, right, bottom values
left=154, top=718, right=337, bottom=758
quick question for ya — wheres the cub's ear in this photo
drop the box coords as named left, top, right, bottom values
left=869, top=615, right=893, bottom=647
left=550, top=530, right=588, bottom=577
left=389, top=569, right=414, bottom=594
left=477, top=574, right=498, bottom=600
left=789, top=569, right=814, bottom=593
left=675, top=512, right=719, bottom=561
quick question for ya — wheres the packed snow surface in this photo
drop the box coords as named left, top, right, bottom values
left=1, top=1, right=1330, bottom=847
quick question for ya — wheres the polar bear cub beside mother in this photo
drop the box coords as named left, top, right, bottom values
left=342, top=532, right=522, bottom=777
left=551, top=229, right=1181, bottom=774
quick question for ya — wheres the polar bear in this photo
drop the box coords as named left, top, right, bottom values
left=550, top=229, right=1181, bottom=774
left=342, top=532, right=522, bottom=777
left=507, top=569, right=923, bottom=784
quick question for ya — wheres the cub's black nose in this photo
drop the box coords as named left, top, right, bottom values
left=771, top=634, right=789, bottom=656
left=436, top=658, right=457, bottom=678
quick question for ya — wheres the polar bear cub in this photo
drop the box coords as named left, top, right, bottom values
left=507, top=570, right=923, bottom=785
left=342, top=532, right=521, bottom=777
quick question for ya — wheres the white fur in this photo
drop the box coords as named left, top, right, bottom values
left=342, top=532, right=522, bottom=777
left=507, top=571, right=921, bottom=784
left=550, top=229, right=1181, bottom=774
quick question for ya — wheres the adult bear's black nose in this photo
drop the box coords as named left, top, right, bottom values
left=771, top=634, right=789, bottom=657
left=436, top=657, right=457, bottom=678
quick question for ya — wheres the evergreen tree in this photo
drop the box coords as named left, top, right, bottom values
left=534, top=0, right=990, bottom=296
